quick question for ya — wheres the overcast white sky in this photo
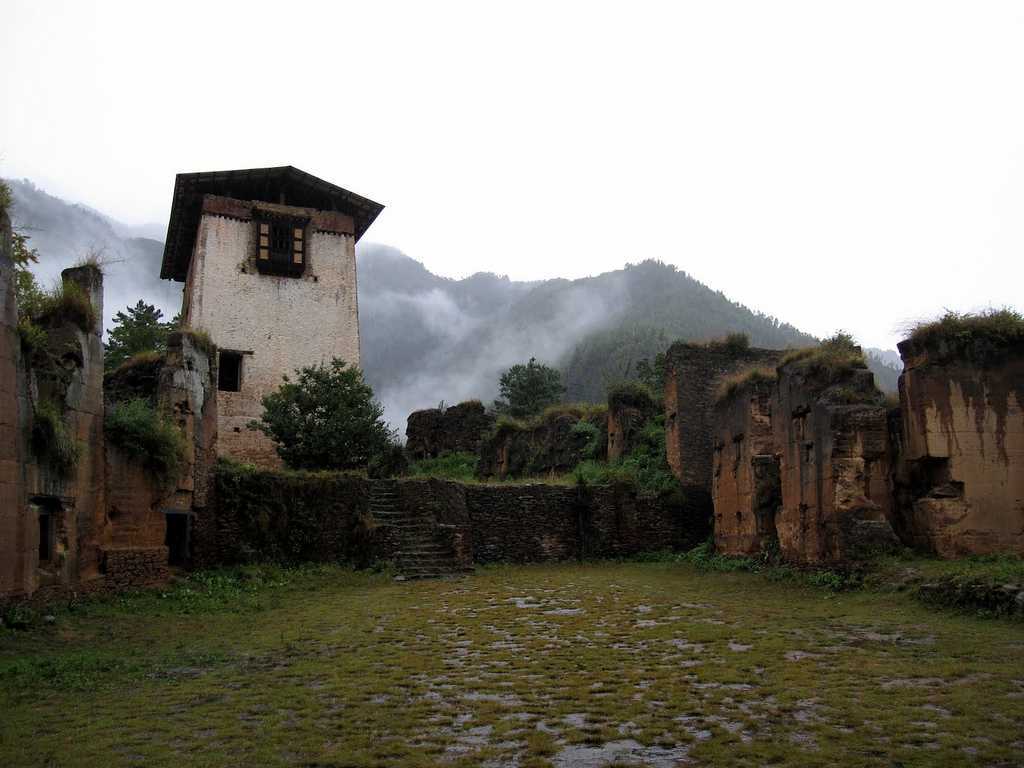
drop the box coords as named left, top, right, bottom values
left=2, top=1, right=1022, bottom=349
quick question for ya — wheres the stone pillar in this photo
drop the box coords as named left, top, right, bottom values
left=711, top=379, right=779, bottom=555
left=0, top=208, right=32, bottom=600
left=772, top=365, right=897, bottom=564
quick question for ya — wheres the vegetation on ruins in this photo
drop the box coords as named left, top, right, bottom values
left=105, top=398, right=186, bottom=485
left=714, top=366, right=778, bottom=405
left=104, top=300, right=178, bottom=371
left=906, top=308, right=1024, bottom=364
left=407, top=451, right=479, bottom=482
left=211, top=461, right=375, bottom=565
left=780, top=332, right=868, bottom=382
left=0, top=178, right=11, bottom=215
left=249, top=358, right=395, bottom=471
left=573, top=415, right=677, bottom=498
left=607, top=380, right=658, bottom=412
left=493, top=357, right=566, bottom=420
left=30, top=398, right=80, bottom=474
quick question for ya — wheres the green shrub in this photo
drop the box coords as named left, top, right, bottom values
left=408, top=451, right=479, bottom=481
left=36, top=279, right=97, bottom=332
left=714, top=366, right=777, bottom=404
left=105, top=398, right=186, bottom=485
left=607, top=380, right=658, bottom=411
left=16, top=319, right=47, bottom=355
left=30, top=399, right=80, bottom=474
left=906, top=308, right=1024, bottom=364
left=570, top=419, right=602, bottom=460
left=0, top=179, right=11, bottom=216
left=781, top=332, right=868, bottom=382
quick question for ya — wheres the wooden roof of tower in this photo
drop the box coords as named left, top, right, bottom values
left=160, top=165, right=384, bottom=281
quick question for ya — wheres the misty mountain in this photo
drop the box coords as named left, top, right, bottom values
left=6, top=179, right=182, bottom=331
left=7, top=180, right=902, bottom=432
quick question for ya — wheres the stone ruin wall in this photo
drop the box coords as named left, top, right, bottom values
left=896, top=340, right=1024, bottom=557
left=0, top=250, right=218, bottom=602
left=711, top=381, right=779, bottom=556
left=0, top=207, right=30, bottom=599
left=607, top=394, right=658, bottom=462
left=771, top=366, right=898, bottom=564
left=405, top=400, right=496, bottom=460
left=663, top=343, right=783, bottom=521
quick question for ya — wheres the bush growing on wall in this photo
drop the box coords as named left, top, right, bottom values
left=30, top=399, right=80, bottom=475
left=105, top=398, right=186, bottom=486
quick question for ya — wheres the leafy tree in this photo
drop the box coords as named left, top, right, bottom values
left=493, top=357, right=565, bottom=420
left=249, top=358, right=395, bottom=471
left=105, top=300, right=177, bottom=371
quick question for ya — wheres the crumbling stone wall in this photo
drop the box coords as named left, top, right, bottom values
left=607, top=390, right=659, bottom=462
left=477, top=409, right=607, bottom=479
left=896, top=339, right=1024, bottom=556
left=405, top=400, right=495, bottom=460
left=663, top=343, right=783, bottom=520
left=195, top=465, right=372, bottom=567
left=772, top=365, right=898, bottom=564
left=0, top=207, right=31, bottom=600
left=711, top=380, right=780, bottom=555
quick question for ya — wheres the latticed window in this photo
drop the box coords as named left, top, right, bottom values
left=256, top=216, right=306, bottom=276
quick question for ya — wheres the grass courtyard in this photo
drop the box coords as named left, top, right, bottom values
left=1, top=561, right=1022, bottom=768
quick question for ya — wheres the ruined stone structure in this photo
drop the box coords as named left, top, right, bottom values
left=896, top=336, right=1024, bottom=557
left=476, top=407, right=608, bottom=479
left=0, top=207, right=29, bottom=599
left=607, top=386, right=659, bottom=461
left=405, top=400, right=495, bottom=460
left=663, top=342, right=782, bottom=520
left=160, top=167, right=383, bottom=467
left=771, top=364, right=899, bottom=564
left=0, top=233, right=218, bottom=601
left=711, top=376, right=779, bottom=555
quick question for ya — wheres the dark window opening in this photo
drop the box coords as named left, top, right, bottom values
left=218, top=351, right=242, bottom=392
left=38, top=510, right=53, bottom=562
left=255, top=217, right=306, bottom=276
left=165, top=513, right=190, bottom=566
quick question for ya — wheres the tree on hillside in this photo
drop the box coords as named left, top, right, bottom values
left=249, top=358, right=396, bottom=471
left=494, top=357, right=565, bottom=420
left=105, top=300, right=178, bottom=371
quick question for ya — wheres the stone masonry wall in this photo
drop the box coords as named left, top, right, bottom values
left=0, top=207, right=31, bottom=600
left=406, top=401, right=495, bottom=460
left=896, top=340, right=1024, bottom=557
left=663, top=343, right=783, bottom=520
left=184, top=201, right=360, bottom=467
left=772, top=366, right=898, bottom=564
left=711, top=380, right=780, bottom=556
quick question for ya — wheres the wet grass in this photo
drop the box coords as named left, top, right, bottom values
left=1, top=562, right=1022, bottom=767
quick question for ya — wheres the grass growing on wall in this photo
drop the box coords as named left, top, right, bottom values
left=30, top=398, right=80, bottom=474
left=105, top=398, right=185, bottom=485
left=906, top=308, right=1024, bottom=363
left=407, top=452, right=479, bottom=482
left=35, top=278, right=97, bottom=333
left=714, top=366, right=777, bottom=405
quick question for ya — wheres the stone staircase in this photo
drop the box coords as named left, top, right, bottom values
left=369, top=480, right=471, bottom=580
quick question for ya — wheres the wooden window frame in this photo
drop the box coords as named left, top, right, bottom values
left=255, top=215, right=307, bottom=277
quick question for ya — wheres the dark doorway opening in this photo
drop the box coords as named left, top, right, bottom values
left=165, top=513, right=190, bottom=566
left=38, top=509, right=53, bottom=562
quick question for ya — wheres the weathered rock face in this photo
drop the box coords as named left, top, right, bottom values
left=711, top=380, right=780, bottom=555
left=476, top=409, right=607, bottom=479
left=405, top=400, right=495, bottom=460
left=896, top=339, right=1024, bottom=557
left=0, top=208, right=31, bottom=600
left=663, top=343, right=783, bottom=519
left=607, top=392, right=659, bottom=462
left=772, top=366, right=898, bottom=564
